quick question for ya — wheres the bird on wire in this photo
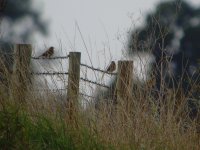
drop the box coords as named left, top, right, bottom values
left=39, top=46, right=54, bottom=58
left=101, top=61, right=116, bottom=80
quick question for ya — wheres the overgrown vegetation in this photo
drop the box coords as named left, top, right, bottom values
left=0, top=51, right=199, bottom=150
left=0, top=0, right=200, bottom=149
left=0, top=96, right=112, bottom=150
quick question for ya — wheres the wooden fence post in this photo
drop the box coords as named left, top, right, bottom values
left=66, top=52, right=81, bottom=122
left=12, top=44, right=32, bottom=103
left=115, top=61, right=133, bottom=113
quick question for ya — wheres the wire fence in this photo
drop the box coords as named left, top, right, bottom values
left=0, top=51, right=116, bottom=100
left=31, top=71, right=69, bottom=76
left=80, top=63, right=117, bottom=75
left=33, top=87, right=96, bottom=100
left=29, top=52, right=117, bottom=100
left=2, top=45, right=133, bottom=120
left=31, top=55, right=70, bottom=60
left=80, top=77, right=110, bottom=89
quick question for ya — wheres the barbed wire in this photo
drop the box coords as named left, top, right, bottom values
left=31, top=71, right=68, bottom=76
left=34, top=88, right=67, bottom=92
left=79, top=92, right=96, bottom=99
left=34, top=88, right=96, bottom=100
left=80, top=77, right=109, bottom=89
left=0, top=52, right=70, bottom=60
left=80, top=63, right=117, bottom=75
left=31, top=55, right=69, bottom=60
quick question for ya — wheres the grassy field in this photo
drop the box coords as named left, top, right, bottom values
left=0, top=62, right=199, bottom=150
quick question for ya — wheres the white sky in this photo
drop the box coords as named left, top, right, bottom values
left=32, top=0, right=200, bottom=95
left=34, top=0, right=200, bottom=66
left=33, top=0, right=155, bottom=65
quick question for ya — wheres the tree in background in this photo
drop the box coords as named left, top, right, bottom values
left=0, top=0, right=48, bottom=43
left=0, top=0, right=48, bottom=64
left=0, top=0, right=48, bottom=89
left=127, top=0, right=200, bottom=118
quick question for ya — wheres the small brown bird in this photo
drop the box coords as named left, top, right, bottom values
left=101, top=61, right=116, bottom=80
left=39, top=47, right=54, bottom=58
left=106, top=61, right=116, bottom=72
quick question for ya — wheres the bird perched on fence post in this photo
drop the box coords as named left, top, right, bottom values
left=101, top=61, right=116, bottom=80
left=39, top=46, right=54, bottom=58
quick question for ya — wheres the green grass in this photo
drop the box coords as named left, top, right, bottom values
left=0, top=103, right=112, bottom=150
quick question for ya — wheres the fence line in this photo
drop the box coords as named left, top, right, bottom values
left=31, top=55, right=69, bottom=60
left=34, top=88, right=96, bottom=99
left=79, top=92, right=96, bottom=99
left=3, top=44, right=134, bottom=124
left=80, top=63, right=117, bottom=75
left=31, top=71, right=110, bottom=89
left=34, top=88, right=67, bottom=92
left=31, top=71, right=68, bottom=76
left=80, top=77, right=109, bottom=89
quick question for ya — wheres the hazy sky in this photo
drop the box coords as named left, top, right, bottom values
left=32, top=0, right=200, bottom=94
left=34, top=0, right=158, bottom=63
left=34, top=0, right=200, bottom=66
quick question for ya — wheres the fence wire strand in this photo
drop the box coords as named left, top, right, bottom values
left=80, top=77, right=109, bottom=89
left=31, top=55, right=69, bottom=60
left=34, top=88, right=66, bottom=92
left=80, top=63, right=117, bottom=75
left=34, top=88, right=96, bottom=100
left=31, top=71, right=68, bottom=76
left=79, top=92, right=96, bottom=99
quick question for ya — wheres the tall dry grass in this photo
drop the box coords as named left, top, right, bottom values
left=0, top=44, right=199, bottom=149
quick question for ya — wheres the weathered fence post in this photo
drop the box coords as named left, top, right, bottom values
left=12, top=44, right=32, bottom=103
left=66, top=52, right=81, bottom=122
left=115, top=61, right=133, bottom=114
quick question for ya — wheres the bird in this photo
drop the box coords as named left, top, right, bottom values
left=106, top=61, right=116, bottom=72
left=39, top=46, right=54, bottom=58
left=101, top=61, right=116, bottom=80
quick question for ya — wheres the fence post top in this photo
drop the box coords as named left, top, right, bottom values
left=69, top=52, right=81, bottom=54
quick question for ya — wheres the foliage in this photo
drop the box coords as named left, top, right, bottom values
left=0, top=103, right=110, bottom=150
left=1, top=0, right=48, bottom=43
left=127, top=0, right=200, bottom=118
left=128, top=0, right=200, bottom=77
left=0, top=0, right=49, bottom=87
